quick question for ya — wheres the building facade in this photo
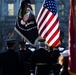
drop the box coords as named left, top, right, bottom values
left=0, top=0, right=70, bottom=52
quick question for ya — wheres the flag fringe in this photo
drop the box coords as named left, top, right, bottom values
left=14, top=27, right=38, bottom=46
left=39, top=35, right=60, bottom=47
left=69, top=71, right=76, bottom=75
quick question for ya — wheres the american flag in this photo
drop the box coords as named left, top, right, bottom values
left=36, top=0, right=60, bottom=47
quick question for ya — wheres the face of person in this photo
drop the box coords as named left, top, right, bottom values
left=58, top=56, right=64, bottom=66
left=19, top=44, right=21, bottom=48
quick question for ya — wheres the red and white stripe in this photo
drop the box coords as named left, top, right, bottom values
left=36, top=6, right=60, bottom=47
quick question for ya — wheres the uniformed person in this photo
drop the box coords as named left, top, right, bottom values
left=50, top=47, right=61, bottom=75
left=19, top=41, right=32, bottom=75
left=31, top=39, right=52, bottom=75
left=0, top=39, right=25, bottom=75
left=59, top=50, right=70, bottom=75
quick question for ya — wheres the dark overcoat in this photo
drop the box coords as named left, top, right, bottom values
left=31, top=48, right=52, bottom=75
left=0, top=49, right=25, bottom=75
left=19, top=49, right=32, bottom=75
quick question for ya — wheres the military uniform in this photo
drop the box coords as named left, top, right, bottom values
left=19, top=41, right=32, bottom=75
left=0, top=39, right=25, bottom=75
left=59, top=50, right=70, bottom=75
left=31, top=48, right=52, bottom=75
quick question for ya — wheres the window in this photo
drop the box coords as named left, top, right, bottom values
left=8, top=3, right=14, bottom=16
left=60, top=31, right=64, bottom=43
left=58, top=4, right=64, bottom=16
left=31, top=4, right=35, bottom=15
left=59, top=10, right=64, bottom=15
left=59, top=5, right=64, bottom=10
